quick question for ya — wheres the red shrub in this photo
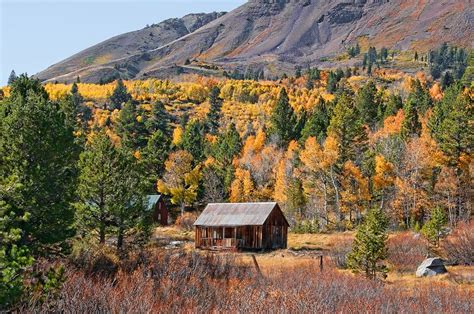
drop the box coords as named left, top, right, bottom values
left=387, top=232, right=429, bottom=273
left=23, top=249, right=473, bottom=312
left=443, top=221, right=474, bottom=265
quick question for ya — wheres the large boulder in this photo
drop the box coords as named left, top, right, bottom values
left=416, top=257, right=448, bottom=277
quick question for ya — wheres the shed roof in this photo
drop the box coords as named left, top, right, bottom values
left=194, top=202, right=287, bottom=226
left=145, top=195, right=162, bottom=211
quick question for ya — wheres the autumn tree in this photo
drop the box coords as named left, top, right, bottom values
left=299, top=136, right=340, bottom=227
left=157, top=150, right=201, bottom=216
left=348, top=207, right=389, bottom=280
left=109, top=78, right=131, bottom=110
left=429, top=84, right=473, bottom=221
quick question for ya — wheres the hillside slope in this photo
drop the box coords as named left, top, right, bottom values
left=36, top=0, right=474, bottom=83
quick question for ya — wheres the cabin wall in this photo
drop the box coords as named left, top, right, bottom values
left=262, top=207, right=288, bottom=249
left=153, top=199, right=168, bottom=226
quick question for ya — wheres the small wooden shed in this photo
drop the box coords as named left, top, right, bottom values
left=194, top=202, right=289, bottom=250
left=146, top=195, right=168, bottom=226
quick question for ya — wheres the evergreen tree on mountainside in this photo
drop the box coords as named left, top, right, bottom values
left=141, top=130, right=170, bottom=192
left=408, top=80, right=432, bottom=114
left=271, top=88, right=301, bottom=146
left=384, top=94, right=403, bottom=118
left=0, top=75, right=77, bottom=249
left=328, top=92, right=368, bottom=166
left=181, top=120, right=206, bottom=162
left=356, top=81, right=381, bottom=129
left=145, top=100, right=171, bottom=137
left=109, top=78, right=131, bottom=110
left=208, top=123, right=242, bottom=194
left=400, top=98, right=421, bottom=139
left=115, top=102, right=147, bottom=150
left=7, top=70, right=17, bottom=85
left=300, top=97, right=330, bottom=142
left=59, top=82, right=91, bottom=138
left=206, top=86, right=223, bottom=135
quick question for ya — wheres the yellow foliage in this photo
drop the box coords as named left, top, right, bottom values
left=172, top=126, right=184, bottom=146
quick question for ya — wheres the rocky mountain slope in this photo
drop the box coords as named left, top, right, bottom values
left=36, top=0, right=474, bottom=83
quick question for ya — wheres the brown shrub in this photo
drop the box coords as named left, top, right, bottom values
left=175, top=212, right=198, bottom=230
left=387, top=232, right=429, bottom=273
left=24, top=249, right=473, bottom=313
left=329, top=238, right=353, bottom=269
left=443, top=221, right=474, bottom=265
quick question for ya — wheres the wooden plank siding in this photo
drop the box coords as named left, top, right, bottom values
left=195, top=203, right=288, bottom=251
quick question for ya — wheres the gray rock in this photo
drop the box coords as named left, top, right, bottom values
left=416, top=257, right=448, bottom=277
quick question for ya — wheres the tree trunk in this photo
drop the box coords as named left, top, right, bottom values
left=99, top=223, right=106, bottom=244
left=329, top=166, right=342, bottom=227
left=180, top=202, right=185, bottom=216
left=117, top=226, right=124, bottom=250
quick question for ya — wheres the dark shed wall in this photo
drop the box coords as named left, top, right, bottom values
left=262, top=206, right=288, bottom=249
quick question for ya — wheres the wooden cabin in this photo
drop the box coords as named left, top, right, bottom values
left=194, top=202, right=289, bottom=250
left=146, top=195, right=168, bottom=226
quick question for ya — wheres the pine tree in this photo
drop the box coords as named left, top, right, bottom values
left=348, top=207, right=389, bottom=279
left=400, top=98, right=421, bottom=139
left=384, top=94, right=403, bottom=118
left=327, top=72, right=338, bottom=93
left=109, top=78, right=131, bottom=110
left=271, top=88, right=299, bottom=146
left=141, top=130, right=170, bottom=192
left=115, top=102, right=147, bottom=150
left=209, top=123, right=242, bottom=194
left=206, top=86, right=223, bottom=134
left=0, top=75, right=77, bottom=248
left=356, top=81, right=380, bottom=129
left=300, top=97, right=329, bottom=142
left=7, top=70, right=17, bottom=85
left=408, top=79, right=432, bottom=113
left=145, top=100, right=171, bottom=136
left=181, top=120, right=206, bottom=162
left=0, top=176, right=34, bottom=308
left=75, top=130, right=146, bottom=247
left=421, top=207, right=447, bottom=246
left=328, top=93, right=367, bottom=165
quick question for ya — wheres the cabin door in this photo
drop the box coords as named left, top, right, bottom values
left=272, top=226, right=283, bottom=248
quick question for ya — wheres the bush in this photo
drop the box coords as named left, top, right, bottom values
left=387, top=232, right=429, bottom=272
left=23, top=249, right=474, bottom=313
left=329, top=239, right=352, bottom=269
left=175, top=212, right=198, bottom=231
left=443, top=221, right=474, bottom=265
left=292, top=219, right=319, bottom=234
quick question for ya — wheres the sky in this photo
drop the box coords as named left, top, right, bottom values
left=0, top=0, right=246, bottom=85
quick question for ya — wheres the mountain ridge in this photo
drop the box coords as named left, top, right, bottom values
left=36, top=0, right=474, bottom=83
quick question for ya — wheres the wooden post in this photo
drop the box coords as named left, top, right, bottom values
left=319, top=255, right=323, bottom=272
left=252, top=254, right=262, bottom=276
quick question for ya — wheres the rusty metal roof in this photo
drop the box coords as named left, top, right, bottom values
left=194, top=202, right=283, bottom=226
